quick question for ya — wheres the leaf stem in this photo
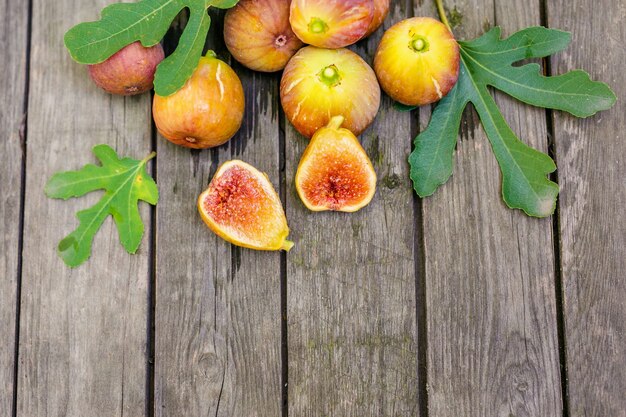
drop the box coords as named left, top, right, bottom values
left=143, top=151, right=157, bottom=164
left=434, top=0, right=452, bottom=32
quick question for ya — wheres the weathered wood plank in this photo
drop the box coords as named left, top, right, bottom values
left=286, top=2, right=418, bottom=415
left=547, top=1, right=626, bottom=415
left=0, top=0, right=28, bottom=414
left=415, top=0, right=562, bottom=415
left=155, top=12, right=282, bottom=415
left=17, top=0, right=152, bottom=415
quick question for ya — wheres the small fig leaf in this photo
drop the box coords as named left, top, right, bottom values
left=410, top=26, right=616, bottom=217
left=45, top=145, right=158, bottom=267
left=64, top=0, right=240, bottom=95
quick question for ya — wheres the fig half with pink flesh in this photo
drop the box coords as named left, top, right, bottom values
left=295, top=116, right=377, bottom=212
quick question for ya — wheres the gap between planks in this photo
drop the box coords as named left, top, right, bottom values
left=11, top=0, right=34, bottom=415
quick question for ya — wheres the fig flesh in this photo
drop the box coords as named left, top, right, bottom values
left=198, top=160, right=293, bottom=251
left=224, top=0, right=303, bottom=72
left=280, top=46, right=380, bottom=138
left=153, top=52, right=244, bottom=149
left=374, top=17, right=459, bottom=106
left=88, top=41, right=164, bottom=96
left=295, top=116, right=376, bottom=212
left=289, top=0, right=374, bottom=48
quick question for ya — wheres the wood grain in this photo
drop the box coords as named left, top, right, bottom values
left=286, top=2, right=418, bottom=415
left=16, top=0, right=152, bottom=415
left=154, top=12, right=282, bottom=415
left=0, top=0, right=28, bottom=414
left=414, top=0, right=563, bottom=415
left=547, top=0, right=626, bottom=415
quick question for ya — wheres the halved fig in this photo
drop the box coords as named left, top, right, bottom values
left=198, top=160, right=293, bottom=251
left=295, top=116, right=376, bottom=212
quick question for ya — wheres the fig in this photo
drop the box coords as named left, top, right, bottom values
left=153, top=52, right=244, bottom=149
left=198, top=160, right=294, bottom=251
left=289, top=0, right=374, bottom=48
left=88, top=41, right=164, bottom=95
left=280, top=46, right=380, bottom=138
left=364, top=0, right=390, bottom=37
left=295, top=116, right=376, bottom=212
left=374, top=17, right=460, bottom=106
left=224, top=0, right=304, bottom=72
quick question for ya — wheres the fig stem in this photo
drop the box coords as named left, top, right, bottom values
left=281, top=240, right=295, bottom=251
left=205, top=50, right=217, bottom=59
left=318, top=64, right=341, bottom=87
left=327, top=115, right=345, bottom=130
left=308, top=18, right=328, bottom=34
left=434, top=0, right=452, bottom=32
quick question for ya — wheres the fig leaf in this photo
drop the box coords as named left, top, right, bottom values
left=409, top=26, right=616, bottom=217
left=45, top=145, right=158, bottom=267
left=64, top=0, right=240, bottom=96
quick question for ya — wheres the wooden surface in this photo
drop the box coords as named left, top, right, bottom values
left=0, top=0, right=28, bottom=415
left=548, top=0, right=626, bottom=416
left=0, top=0, right=624, bottom=416
left=286, top=2, right=418, bottom=415
left=415, top=0, right=563, bottom=415
left=16, top=0, right=152, bottom=415
left=155, top=11, right=283, bottom=416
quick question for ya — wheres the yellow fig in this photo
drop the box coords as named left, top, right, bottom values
left=374, top=17, right=460, bottom=105
left=280, top=46, right=380, bottom=138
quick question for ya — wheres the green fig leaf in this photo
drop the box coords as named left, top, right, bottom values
left=410, top=26, right=616, bottom=217
left=64, top=0, right=239, bottom=96
left=45, top=145, right=158, bottom=267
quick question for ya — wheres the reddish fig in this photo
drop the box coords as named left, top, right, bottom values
left=224, top=0, right=303, bottom=72
left=280, top=46, right=380, bottom=138
left=374, top=17, right=459, bottom=105
left=289, top=0, right=374, bottom=48
left=364, top=0, right=390, bottom=37
left=88, top=41, right=164, bottom=95
left=153, top=52, right=244, bottom=149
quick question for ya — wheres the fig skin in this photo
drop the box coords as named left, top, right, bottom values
left=374, top=17, right=460, bottom=106
left=295, top=116, right=377, bottom=212
left=153, top=53, right=244, bottom=149
left=280, top=46, right=380, bottom=138
left=198, top=160, right=294, bottom=251
left=224, top=0, right=304, bottom=72
left=364, top=0, right=390, bottom=37
left=289, top=0, right=374, bottom=48
left=88, top=41, right=164, bottom=96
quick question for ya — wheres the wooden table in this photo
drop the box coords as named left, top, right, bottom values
left=1, top=0, right=624, bottom=415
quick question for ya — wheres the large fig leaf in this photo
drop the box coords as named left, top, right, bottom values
left=409, top=26, right=616, bottom=217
